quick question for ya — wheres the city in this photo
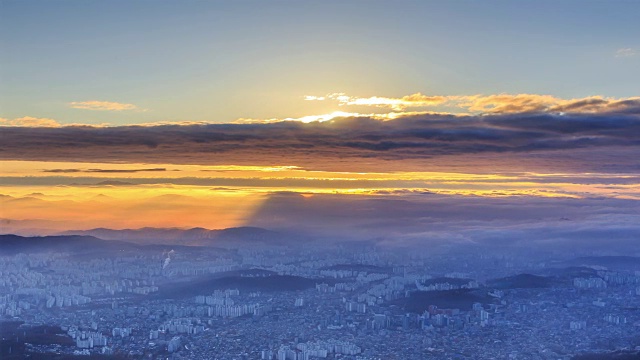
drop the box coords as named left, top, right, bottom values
left=1, top=232, right=639, bottom=359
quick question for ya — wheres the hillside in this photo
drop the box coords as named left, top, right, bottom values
left=0, top=234, right=139, bottom=256
left=486, top=273, right=563, bottom=289
left=57, top=226, right=291, bottom=246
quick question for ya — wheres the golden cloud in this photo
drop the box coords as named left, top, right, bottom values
left=305, top=92, right=449, bottom=111
left=0, top=116, right=61, bottom=127
left=305, top=92, right=640, bottom=115
left=463, top=94, right=640, bottom=114
left=234, top=110, right=451, bottom=124
left=69, top=100, right=138, bottom=111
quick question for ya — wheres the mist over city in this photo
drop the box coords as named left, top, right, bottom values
left=1, top=1, right=640, bottom=359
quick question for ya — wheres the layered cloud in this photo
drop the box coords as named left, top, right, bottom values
left=2, top=92, right=638, bottom=247
left=68, top=100, right=138, bottom=111
left=1, top=109, right=639, bottom=173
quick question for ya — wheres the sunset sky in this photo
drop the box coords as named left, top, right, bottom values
left=1, top=1, right=639, bottom=242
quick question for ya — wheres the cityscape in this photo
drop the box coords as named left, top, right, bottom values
left=1, top=230, right=640, bottom=359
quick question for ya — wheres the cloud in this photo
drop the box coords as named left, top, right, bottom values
left=42, top=168, right=166, bottom=174
left=237, top=111, right=365, bottom=124
left=305, top=92, right=640, bottom=115
left=305, top=92, right=449, bottom=111
left=235, top=110, right=445, bottom=124
left=5, top=169, right=640, bottom=200
left=0, top=116, right=61, bottom=127
left=1, top=109, right=640, bottom=174
left=3, top=92, right=640, bottom=174
left=465, top=95, right=640, bottom=114
left=3, top=189, right=639, bottom=253
left=245, top=192, right=640, bottom=251
left=615, top=48, right=637, bottom=58
left=40, top=169, right=83, bottom=173
left=68, top=100, right=138, bottom=111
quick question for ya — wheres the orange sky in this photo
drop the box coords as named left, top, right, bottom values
left=2, top=157, right=640, bottom=234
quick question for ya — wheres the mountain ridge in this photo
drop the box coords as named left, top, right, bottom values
left=0, top=234, right=139, bottom=255
left=55, top=226, right=290, bottom=246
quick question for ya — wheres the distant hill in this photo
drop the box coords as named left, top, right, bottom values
left=487, top=273, right=564, bottom=289
left=0, top=234, right=232, bottom=259
left=0, top=234, right=139, bottom=256
left=564, top=256, right=640, bottom=270
left=421, top=277, right=473, bottom=286
left=57, top=226, right=292, bottom=246
left=541, top=266, right=600, bottom=279
left=215, top=227, right=287, bottom=244
left=320, top=264, right=390, bottom=273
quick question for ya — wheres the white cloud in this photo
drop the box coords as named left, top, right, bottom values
left=615, top=48, right=637, bottom=58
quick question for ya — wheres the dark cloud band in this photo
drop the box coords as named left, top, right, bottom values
left=42, top=168, right=167, bottom=173
left=1, top=112, right=639, bottom=172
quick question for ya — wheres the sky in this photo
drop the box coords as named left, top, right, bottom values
left=2, top=0, right=639, bottom=125
left=1, top=1, right=639, bottom=245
